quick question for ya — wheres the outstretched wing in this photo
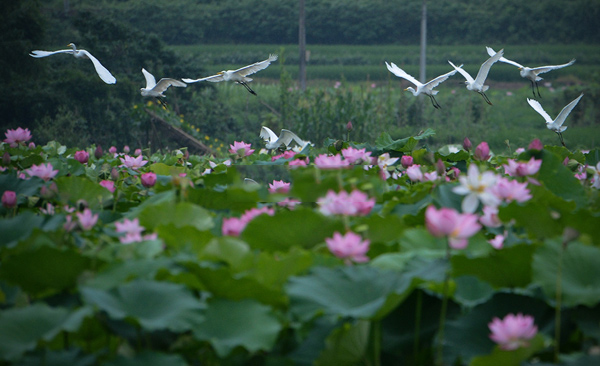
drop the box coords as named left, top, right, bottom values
left=280, top=129, right=311, bottom=149
left=448, top=60, right=474, bottom=83
left=531, top=59, right=576, bottom=75
left=385, top=61, right=420, bottom=87
left=79, top=49, right=116, bottom=84
left=182, top=74, right=225, bottom=83
left=553, top=93, right=583, bottom=129
left=486, top=46, right=523, bottom=68
left=29, top=49, right=73, bottom=58
left=153, top=78, right=187, bottom=93
left=527, top=98, right=554, bottom=124
left=474, top=48, right=503, bottom=85
left=141, top=68, right=157, bottom=89
left=424, top=68, right=458, bottom=90
left=233, top=54, right=278, bottom=77
left=260, top=126, right=279, bottom=143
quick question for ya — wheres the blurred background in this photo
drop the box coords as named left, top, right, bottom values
left=1, top=0, right=598, bottom=154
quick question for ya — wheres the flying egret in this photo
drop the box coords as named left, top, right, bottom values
left=260, top=126, right=312, bottom=151
left=527, top=93, right=583, bottom=147
left=140, top=68, right=187, bottom=107
left=448, top=48, right=504, bottom=105
left=183, top=54, right=278, bottom=95
left=486, top=47, right=575, bottom=98
left=385, top=61, right=458, bottom=109
left=29, top=43, right=116, bottom=84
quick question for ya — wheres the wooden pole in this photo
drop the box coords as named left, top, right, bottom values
left=299, top=0, right=307, bottom=91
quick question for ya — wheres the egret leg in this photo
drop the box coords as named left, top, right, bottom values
left=530, top=81, right=537, bottom=98
left=535, top=81, right=542, bottom=99
left=156, top=97, right=168, bottom=109
left=557, top=132, right=566, bottom=147
left=479, top=92, right=493, bottom=105
left=429, top=95, right=441, bottom=109
left=238, top=81, right=257, bottom=96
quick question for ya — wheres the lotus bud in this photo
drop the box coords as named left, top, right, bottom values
left=463, top=137, right=472, bottom=152
left=2, top=152, right=11, bottom=166
left=401, top=155, right=413, bottom=168
left=110, top=167, right=119, bottom=181
left=346, top=121, right=353, bottom=132
left=528, top=139, right=543, bottom=151
left=2, top=191, right=17, bottom=208
left=94, top=145, right=103, bottom=159
left=436, top=159, right=446, bottom=176
left=474, top=142, right=490, bottom=161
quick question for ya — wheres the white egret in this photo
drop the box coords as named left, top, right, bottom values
left=29, top=43, right=116, bottom=84
left=183, top=54, right=278, bottom=95
left=448, top=48, right=504, bottom=105
left=527, top=93, right=583, bottom=147
left=385, top=61, right=458, bottom=109
left=486, top=47, right=575, bottom=98
left=140, top=68, right=187, bottom=107
left=260, top=126, right=312, bottom=151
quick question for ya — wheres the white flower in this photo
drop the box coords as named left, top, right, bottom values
left=452, top=164, right=500, bottom=213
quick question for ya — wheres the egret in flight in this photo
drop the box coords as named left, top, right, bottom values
left=140, top=68, right=187, bottom=107
left=385, top=61, right=458, bottom=109
left=183, top=54, right=278, bottom=95
left=448, top=48, right=504, bottom=105
left=260, top=126, right=312, bottom=151
left=29, top=43, right=116, bottom=84
left=486, top=47, right=575, bottom=98
left=527, top=93, right=583, bottom=147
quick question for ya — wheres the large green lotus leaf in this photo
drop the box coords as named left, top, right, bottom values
left=82, top=258, right=174, bottom=290
left=562, top=208, right=600, bottom=246
left=537, top=149, right=587, bottom=209
left=0, top=212, right=44, bottom=248
left=149, top=162, right=185, bottom=176
left=0, top=174, right=44, bottom=197
left=192, top=299, right=282, bottom=358
left=104, top=351, right=188, bottom=366
left=315, top=320, right=370, bottom=366
left=250, top=248, right=314, bottom=289
left=572, top=304, right=600, bottom=341
left=532, top=239, right=600, bottom=307
left=361, top=214, right=405, bottom=244
left=469, top=334, right=545, bottom=366
left=289, top=167, right=343, bottom=203
left=155, top=224, right=213, bottom=252
left=288, top=316, right=340, bottom=366
left=138, top=201, right=213, bottom=231
left=55, top=176, right=113, bottom=209
left=0, top=245, right=92, bottom=296
left=398, top=228, right=446, bottom=259
left=374, top=129, right=435, bottom=152
left=451, top=244, right=535, bottom=288
left=15, top=348, right=95, bottom=366
left=80, top=279, right=205, bottom=332
left=453, top=275, right=495, bottom=308
left=0, top=304, right=92, bottom=361
left=124, top=190, right=176, bottom=218
left=241, top=208, right=345, bottom=251
left=286, top=266, right=413, bottom=321
left=187, top=187, right=258, bottom=211
left=200, top=237, right=252, bottom=270
left=443, top=292, right=553, bottom=365
left=584, top=148, right=600, bottom=166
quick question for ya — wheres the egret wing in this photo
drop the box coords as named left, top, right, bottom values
left=182, top=74, right=225, bottom=83
left=553, top=93, right=583, bottom=129
left=260, top=126, right=279, bottom=143
left=486, top=46, right=523, bottom=68
left=29, top=49, right=73, bottom=58
left=527, top=98, right=554, bottom=124
left=233, top=54, right=278, bottom=77
left=531, top=59, right=576, bottom=75
left=281, top=129, right=311, bottom=149
left=474, top=49, right=503, bottom=85
left=153, top=78, right=187, bottom=93
left=448, top=61, right=474, bottom=83
left=141, top=68, right=157, bottom=89
left=424, top=69, right=458, bottom=90
left=79, top=49, right=116, bottom=84
left=385, top=62, right=420, bottom=87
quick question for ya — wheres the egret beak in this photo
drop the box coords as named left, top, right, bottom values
left=404, top=88, right=409, bottom=91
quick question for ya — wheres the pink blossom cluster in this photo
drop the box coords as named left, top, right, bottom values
left=115, top=217, right=157, bottom=244
left=222, top=206, right=275, bottom=237
left=229, top=141, right=255, bottom=157
left=268, top=180, right=301, bottom=209
left=271, top=150, right=297, bottom=162
left=341, top=147, right=372, bottom=164
left=314, top=154, right=350, bottom=169
left=325, top=231, right=370, bottom=265
left=4, top=127, right=32, bottom=148
left=503, top=157, right=542, bottom=177
left=119, top=155, right=148, bottom=170
left=425, top=205, right=481, bottom=249
left=317, top=189, right=375, bottom=216
left=488, top=313, right=538, bottom=350
left=25, top=163, right=58, bottom=181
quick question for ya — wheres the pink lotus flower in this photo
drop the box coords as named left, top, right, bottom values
left=491, top=177, right=532, bottom=204
left=288, top=158, right=308, bottom=167
left=401, top=155, right=414, bottom=168
left=119, top=155, right=148, bottom=170
left=317, top=190, right=375, bottom=216
left=222, top=207, right=275, bottom=237
left=94, top=145, right=103, bottom=159
left=489, top=313, right=538, bottom=350
left=115, top=218, right=145, bottom=235
left=229, top=141, right=254, bottom=157
left=63, top=215, right=77, bottom=232
left=503, top=157, right=541, bottom=177
left=109, top=146, right=117, bottom=155
left=314, top=154, right=350, bottom=169
left=325, top=231, right=370, bottom=264
left=480, top=205, right=502, bottom=228
left=528, top=139, right=543, bottom=151
left=425, top=205, right=481, bottom=249
left=474, top=141, right=491, bottom=161
left=4, top=127, right=32, bottom=148
left=25, top=163, right=58, bottom=181
left=40, top=203, right=55, bottom=215
left=2, top=191, right=17, bottom=208
left=271, top=150, right=297, bottom=162
left=424, top=171, right=439, bottom=182
left=488, top=233, right=505, bottom=249
left=134, top=148, right=142, bottom=157
left=341, top=147, right=372, bottom=164
left=76, top=208, right=98, bottom=231
left=452, top=164, right=500, bottom=213
left=277, top=197, right=302, bottom=209
left=268, top=180, right=290, bottom=194
left=74, top=150, right=89, bottom=164
left=123, top=145, right=130, bottom=154
left=406, top=165, right=423, bottom=182
left=99, top=180, right=116, bottom=193
left=346, top=121, right=353, bottom=132
left=140, top=172, right=157, bottom=188
left=240, top=206, right=275, bottom=222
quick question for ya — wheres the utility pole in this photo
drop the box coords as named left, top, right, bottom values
left=419, top=0, right=427, bottom=83
left=298, top=0, right=307, bottom=91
